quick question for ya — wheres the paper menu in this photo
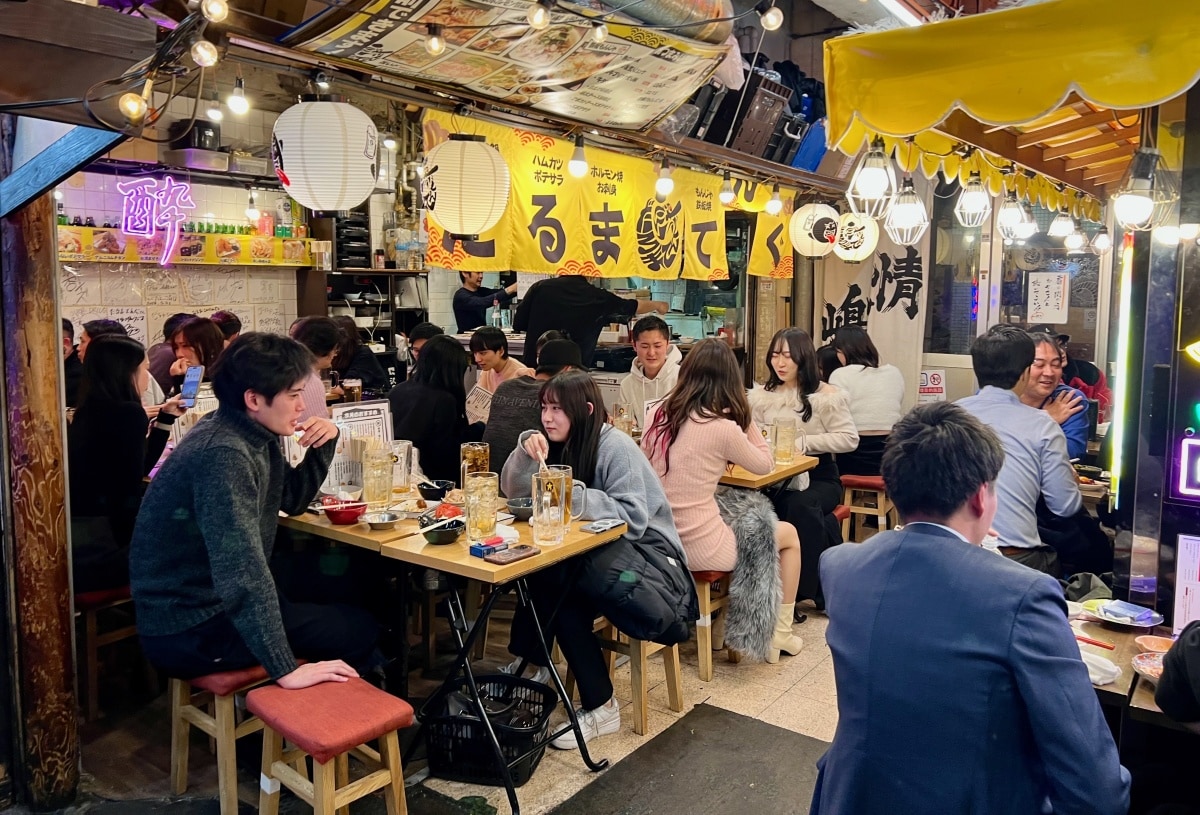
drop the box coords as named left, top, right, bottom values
left=324, top=400, right=393, bottom=488
left=466, top=385, right=493, bottom=426
left=1174, top=534, right=1200, bottom=636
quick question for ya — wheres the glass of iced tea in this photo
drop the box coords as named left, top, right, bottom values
left=460, top=441, right=490, bottom=488
left=363, top=447, right=394, bottom=510
left=342, top=378, right=362, bottom=402
left=391, top=440, right=412, bottom=496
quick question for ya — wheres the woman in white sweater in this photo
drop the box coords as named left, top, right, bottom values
left=828, top=325, right=905, bottom=475
left=748, top=328, right=857, bottom=606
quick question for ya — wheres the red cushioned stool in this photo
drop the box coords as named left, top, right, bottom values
left=74, top=586, right=138, bottom=721
left=691, top=571, right=733, bottom=681
left=840, top=475, right=895, bottom=542
left=249, top=677, right=414, bottom=815
left=170, top=666, right=271, bottom=815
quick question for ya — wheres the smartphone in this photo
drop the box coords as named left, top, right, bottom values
left=581, top=519, right=624, bottom=533
left=484, top=544, right=540, bottom=565
left=180, top=365, right=205, bottom=408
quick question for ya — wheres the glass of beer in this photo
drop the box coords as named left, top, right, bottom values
left=612, top=401, right=634, bottom=435
left=465, top=472, right=499, bottom=542
left=363, top=447, right=394, bottom=510
left=391, top=440, right=412, bottom=496
left=460, top=442, right=490, bottom=488
left=342, top=378, right=362, bottom=402
left=532, top=469, right=588, bottom=547
left=761, top=421, right=777, bottom=458
left=774, top=417, right=796, bottom=465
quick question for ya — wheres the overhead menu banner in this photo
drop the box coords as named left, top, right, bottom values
left=289, top=0, right=725, bottom=131
left=747, top=204, right=796, bottom=279
left=422, top=109, right=728, bottom=280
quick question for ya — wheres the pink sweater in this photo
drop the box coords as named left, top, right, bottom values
left=643, top=415, right=773, bottom=572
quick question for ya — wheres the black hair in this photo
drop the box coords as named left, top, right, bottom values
left=62, top=318, right=74, bottom=340
left=817, top=345, right=843, bottom=383
left=163, top=312, right=195, bottom=342
left=536, top=329, right=568, bottom=359
left=173, top=317, right=226, bottom=369
left=882, top=402, right=1004, bottom=521
left=409, top=322, right=444, bottom=343
left=76, top=334, right=145, bottom=410
left=1028, top=331, right=1065, bottom=361
left=971, top=324, right=1035, bottom=390
left=330, top=315, right=364, bottom=373
left=539, top=370, right=607, bottom=484
left=209, top=332, right=315, bottom=411
left=210, top=310, right=243, bottom=339
left=412, top=335, right=469, bottom=416
left=832, top=325, right=880, bottom=368
left=290, top=316, right=342, bottom=358
left=469, top=326, right=508, bottom=357
left=763, top=327, right=821, bottom=422
left=631, top=315, right=670, bottom=343
left=82, top=319, right=127, bottom=340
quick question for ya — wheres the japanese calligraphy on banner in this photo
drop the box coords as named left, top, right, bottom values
left=422, top=109, right=727, bottom=279
left=1027, top=271, right=1070, bottom=322
left=747, top=200, right=796, bottom=278
left=288, top=0, right=725, bottom=132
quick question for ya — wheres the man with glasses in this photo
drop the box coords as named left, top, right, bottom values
left=1020, top=330, right=1089, bottom=459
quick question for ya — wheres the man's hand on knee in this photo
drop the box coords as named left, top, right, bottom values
left=277, top=659, right=358, bottom=689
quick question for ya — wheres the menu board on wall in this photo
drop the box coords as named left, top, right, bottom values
left=57, top=227, right=311, bottom=266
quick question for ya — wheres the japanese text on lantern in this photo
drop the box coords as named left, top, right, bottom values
left=116, top=177, right=196, bottom=266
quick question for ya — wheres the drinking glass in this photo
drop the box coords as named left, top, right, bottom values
left=362, top=447, right=394, bottom=510
left=612, top=401, right=634, bottom=435
left=465, top=472, right=499, bottom=542
left=761, top=421, right=777, bottom=458
left=774, top=418, right=796, bottom=465
left=342, top=378, right=362, bottom=402
left=460, top=441, right=490, bottom=488
left=391, top=440, right=412, bottom=496
left=532, top=469, right=588, bottom=547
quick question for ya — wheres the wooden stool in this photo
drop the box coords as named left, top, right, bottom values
left=840, top=475, right=895, bottom=542
left=833, top=505, right=851, bottom=526
left=170, top=666, right=270, bottom=815
left=691, top=571, right=731, bottom=682
left=249, top=677, right=414, bottom=815
left=566, top=618, right=684, bottom=736
left=74, top=586, right=139, bottom=721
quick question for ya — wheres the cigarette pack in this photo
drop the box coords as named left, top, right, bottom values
left=469, top=539, right=508, bottom=558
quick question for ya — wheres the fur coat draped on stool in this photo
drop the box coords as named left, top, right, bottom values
left=714, top=486, right=782, bottom=661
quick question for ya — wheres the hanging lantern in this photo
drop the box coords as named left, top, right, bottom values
left=883, top=177, right=929, bottom=247
left=1113, top=147, right=1179, bottom=231
left=833, top=212, right=879, bottom=263
left=272, top=101, right=378, bottom=212
left=422, top=134, right=511, bottom=239
left=1091, top=226, right=1112, bottom=252
left=1047, top=207, right=1074, bottom=238
left=789, top=203, right=840, bottom=257
left=954, top=171, right=991, bottom=228
left=845, top=137, right=896, bottom=220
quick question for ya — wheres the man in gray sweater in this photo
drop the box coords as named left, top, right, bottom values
left=130, top=333, right=376, bottom=689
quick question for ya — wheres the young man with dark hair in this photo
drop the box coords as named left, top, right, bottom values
left=63, top=318, right=83, bottom=408
left=149, top=312, right=195, bottom=393
left=453, top=271, right=517, bottom=333
left=406, top=321, right=443, bottom=374
left=469, top=326, right=531, bottom=393
left=618, top=315, right=681, bottom=423
left=956, top=324, right=1081, bottom=576
left=210, top=309, right=243, bottom=345
left=289, top=316, right=342, bottom=422
left=812, top=402, right=1128, bottom=815
left=130, top=332, right=374, bottom=688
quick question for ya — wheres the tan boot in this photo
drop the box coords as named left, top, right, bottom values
left=766, top=603, right=804, bottom=664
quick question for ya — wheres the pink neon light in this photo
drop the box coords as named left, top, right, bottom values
left=116, top=177, right=196, bottom=266
left=1178, top=438, right=1200, bottom=498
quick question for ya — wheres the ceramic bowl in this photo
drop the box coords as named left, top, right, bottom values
left=417, top=480, right=455, bottom=501
left=362, top=512, right=401, bottom=531
left=324, top=502, right=367, bottom=525
left=321, top=484, right=363, bottom=502
left=1135, top=635, right=1174, bottom=654
left=507, top=498, right=534, bottom=522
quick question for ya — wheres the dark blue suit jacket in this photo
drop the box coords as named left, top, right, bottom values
left=811, top=523, right=1129, bottom=815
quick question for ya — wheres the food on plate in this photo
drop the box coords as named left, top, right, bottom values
left=282, top=239, right=305, bottom=261
left=136, top=234, right=164, bottom=258
left=1078, top=475, right=1097, bottom=485
left=395, top=498, right=428, bottom=514
left=477, top=64, right=533, bottom=92
left=93, top=230, right=125, bottom=254
left=443, top=488, right=465, bottom=505
left=468, top=25, right=527, bottom=55
left=58, top=232, right=82, bottom=254
left=508, top=25, right=584, bottom=67
left=215, top=237, right=242, bottom=258
left=251, top=237, right=274, bottom=260
left=384, top=40, right=441, bottom=68
left=552, top=49, right=618, bottom=83
left=422, top=52, right=504, bottom=83
left=417, top=0, right=498, bottom=31
left=434, top=502, right=464, bottom=520
left=1132, top=651, right=1164, bottom=682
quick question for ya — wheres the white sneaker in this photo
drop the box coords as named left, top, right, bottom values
left=500, top=657, right=552, bottom=686
left=551, top=698, right=621, bottom=750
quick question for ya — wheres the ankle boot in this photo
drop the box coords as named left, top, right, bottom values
left=766, top=603, right=804, bottom=664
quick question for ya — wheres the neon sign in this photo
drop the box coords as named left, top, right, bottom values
left=1177, top=438, right=1200, bottom=498
left=116, top=177, right=195, bottom=266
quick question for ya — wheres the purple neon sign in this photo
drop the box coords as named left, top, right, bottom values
left=1178, top=438, right=1200, bottom=499
left=116, top=176, right=195, bottom=266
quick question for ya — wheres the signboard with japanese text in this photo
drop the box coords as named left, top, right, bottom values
left=747, top=203, right=796, bottom=279
left=1027, top=271, right=1070, bottom=323
left=918, top=370, right=946, bottom=403
left=56, top=227, right=311, bottom=267
left=422, top=109, right=727, bottom=279
left=288, top=0, right=725, bottom=132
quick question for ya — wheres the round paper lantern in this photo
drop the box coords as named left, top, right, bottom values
left=422, top=135, right=510, bottom=239
left=833, top=212, right=879, bottom=263
left=789, top=203, right=839, bottom=257
left=272, top=101, right=378, bottom=212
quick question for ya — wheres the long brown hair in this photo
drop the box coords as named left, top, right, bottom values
left=645, top=338, right=750, bottom=474
left=763, top=327, right=820, bottom=422
left=540, top=370, right=606, bottom=484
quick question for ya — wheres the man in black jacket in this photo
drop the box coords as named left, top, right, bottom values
left=453, top=271, right=516, bottom=332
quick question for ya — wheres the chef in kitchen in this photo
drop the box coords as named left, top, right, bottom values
left=453, top=271, right=517, bottom=332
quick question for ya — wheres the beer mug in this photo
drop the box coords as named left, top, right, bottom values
left=612, top=401, right=635, bottom=435
left=465, top=472, right=499, bottom=542
left=362, top=447, right=394, bottom=510
left=391, top=440, right=412, bottom=495
left=774, top=417, right=796, bottom=465
left=460, top=441, right=490, bottom=488
left=342, top=378, right=362, bottom=402
left=760, top=421, right=777, bottom=458
left=532, top=469, right=587, bottom=547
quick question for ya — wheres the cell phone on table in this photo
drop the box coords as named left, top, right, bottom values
left=581, top=519, right=623, bottom=533
left=180, top=365, right=205, bottom=408
left=484, top=544, right=540, bottom=564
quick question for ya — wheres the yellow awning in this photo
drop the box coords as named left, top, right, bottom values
left=824, top=0, right=1200, bottom=153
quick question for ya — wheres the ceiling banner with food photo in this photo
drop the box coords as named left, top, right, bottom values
left=747, top=192, right=796, bottom=279
left=287, top=0, right=729, bottom=131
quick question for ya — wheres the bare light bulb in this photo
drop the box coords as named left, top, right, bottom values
left=119, top=92, right=148, bottom=123
left=527, top=0, right=550, bottom=30
left=190, top=38, right=220, bottom=68
left=382, top=133, right=398, bottom=151
left=1155, top=225, right=1181, bottom=245
left=205, top=100, right=223, bottom=121
left=853, top=166, right=889, bottom=199
left=425, top=24, right=446, bottom=56
left=200, top=0, right=228, bottom=22
left=567, top=134, right=588, bottom=178
left=1113, top=189, right=1154, bottom=227
left=226, top=77, right=250, bottom=115
left=1091, top=227, right=1112, bottom=252
left=591, top=23, right=608, bottom=43
left=1064, top=230, right=1086, bottom=251
left=765, top=184, right=783, bottom=216
left=759, top=5, right=784, bottom=30
left=655, top=160, right=674, bottom=198
left=719, top=170, right=735, bottom=206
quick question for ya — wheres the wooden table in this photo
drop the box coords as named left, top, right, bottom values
left=279, top=511, right=424, bottom=552
left=1072, top=621, right=1142, bottom=705
left=719, top=455, right=818, bottom=490
left=1127, top=676, right=1191, bottom=731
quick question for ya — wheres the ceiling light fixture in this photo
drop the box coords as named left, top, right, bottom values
left=189, top=37, right=220, bottom=68
left=655, top=158, right=674, bottom=199
left=757, top=1, right=784, bottom=31
left=205, top=92, right=223, bottom=122
left=527, top=0, right=552, bottom=30
left=1064, top=221, right=1086, bottom=251
left=1091, top=226, right=1112, bottom=252
left=425, top=23, right=446, bottom=56
left=199, top=0, right=228, bottom=23
left=245, top=190, right=259, bottom=221
left=953, top=171, right=991, bottom=228
left=118, top=77, right=153, bottom=125
left=719, top=170, right=735, bottom=206
left=313, top=70, right=332, bottom=91
left=883, top=177, right=929, bottom=246
left=1048, top=207, right=1074, bottom=238
left=846, top=136, right=896, bottom=219
left=226, top=76, right=250, bottom=115
left=568, top=134, right=588, bottom=178
left=765, top=183, right=783, bottom=216
left=1114, top=146, right=1178, bottom=231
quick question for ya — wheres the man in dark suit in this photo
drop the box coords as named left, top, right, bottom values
left=811, top=402, right=1129, bottom=815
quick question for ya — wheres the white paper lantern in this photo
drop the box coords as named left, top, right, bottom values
left=789, top=203, right=840, bottom=257
left=272, top=101, right=378, bottom=212
left=833, top=212, right=879, bottom=263
left=422, top=135, right=510, bottom=239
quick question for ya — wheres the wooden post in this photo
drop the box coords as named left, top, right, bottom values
left=0, top=114, right=79, bottom=809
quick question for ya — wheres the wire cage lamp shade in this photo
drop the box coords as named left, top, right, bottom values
left=846, top=137, right=897, bottom=220
left=954, top=171, right=991, bottom=228
left=883, top=177, right=929, bottom=247
left=422, top=135, right=511, bottom=240
left=1113, top=147, right=1179, bottom=231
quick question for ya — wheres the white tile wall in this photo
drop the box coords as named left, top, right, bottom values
left=426, top=268, right=459, bottom=331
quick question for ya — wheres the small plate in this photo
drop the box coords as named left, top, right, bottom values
left=1132, top=651, right=1164, bottom=683
left=1082, top=600, right=1165, bottom=628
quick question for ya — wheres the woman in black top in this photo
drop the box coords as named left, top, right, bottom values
left=387, top=335, right=481, bottom=483
left=331, top=315, right=388, bottom=392
left=167, top=317, right=225, bottom=394
left=68, top=335, right=186, bottom=592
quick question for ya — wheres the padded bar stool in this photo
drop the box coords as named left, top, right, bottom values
left=74, top=585, right=138, bottom=721
left=840, top=475, right=895, bottom=542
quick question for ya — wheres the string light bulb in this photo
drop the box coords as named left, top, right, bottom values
left=245, top=190, right=259, bottom=222
left=1091, top=226, right=1112, bottom=252
left=190, top=37, right=219, bottom=68
left=655, top=158, right=674, bottom=198
left=758, top=2, right=784, bottom=30
left=719, top=170, right=735, bottom=206
left=205, top=93, right=223, bottom=122
left=53, top=188, right=63, bottom=201
left=765, top=183, right=783, bottom=216
left=118, top=77, right=153, bottom=125
left=382, top=133, right=398, bottom=150
left=591, top=22, right=608, bottom=43
left=199, top=0, right=228, bottom=22
left=425, top=23, right=446, bottom=56
left=568, top=134, right=588, bottom=179
left=527, top=0, right=551, bottom=30
left=226, top=76, right=249, bottom=115
left=953, top=171, right=990, bottom=228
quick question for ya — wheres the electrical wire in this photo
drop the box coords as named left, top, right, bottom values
left=723, top=24, right=766, bottom=149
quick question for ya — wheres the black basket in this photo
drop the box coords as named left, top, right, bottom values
left=424, top=673, right=556, bottom=787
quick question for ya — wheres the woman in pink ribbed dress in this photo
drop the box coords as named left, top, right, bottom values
left=642, top=340, right=803, bottom=662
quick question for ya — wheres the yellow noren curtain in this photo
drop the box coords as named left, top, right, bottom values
left=824, top=0, right=1200, bottom=153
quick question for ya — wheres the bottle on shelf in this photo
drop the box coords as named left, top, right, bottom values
left=83, top=216, right=96, bottom=228
left=275, top=196, right=293, bottom=238
left=71, top=215, right=83, bottom=227
left=490, top=298, right=502, bottom=328
left=56, top=204, right=67, bottom=226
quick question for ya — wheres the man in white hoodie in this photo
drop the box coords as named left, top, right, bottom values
left=619, top=315, right=682, bottom=427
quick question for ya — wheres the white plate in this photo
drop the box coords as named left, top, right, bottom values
left=1082, top=604, right=1165, bottom=628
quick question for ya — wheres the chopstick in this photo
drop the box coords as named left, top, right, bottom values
left=538, top=449, right=550, bottom=475
left=1075, top=633, right=1115, bottom=650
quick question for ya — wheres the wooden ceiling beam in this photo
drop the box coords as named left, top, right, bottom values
left=935, top=110, right=1103, bottom=198
left=1043, top=128, right=1138, bottom=160
left=1083, top=160, right=1131, bottom=181
left=1016, top=110, right=1135, bottom=149
left=1063, top=143, right=1137, bottom=171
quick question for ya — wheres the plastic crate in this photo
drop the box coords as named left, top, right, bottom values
left=424, top=673, right=556, bottom=787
